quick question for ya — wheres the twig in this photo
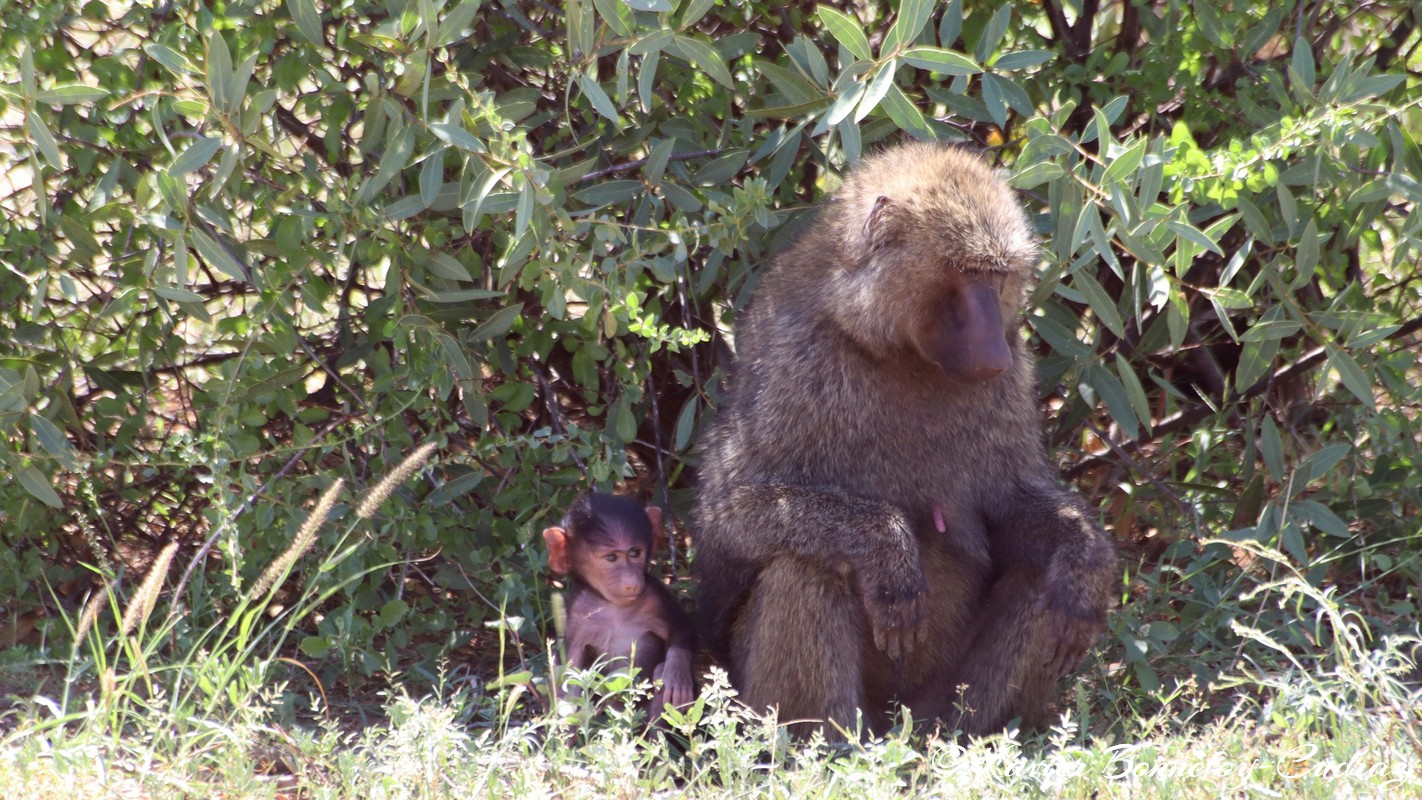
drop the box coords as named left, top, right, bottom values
left=575, top=148, right=720, bottom=183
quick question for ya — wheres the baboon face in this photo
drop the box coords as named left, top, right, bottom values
left=912, top=266, right=1012, bottom=384
left=830, top=144, right=1037, bottom=384
left=543, top=495, right=665, bottom=606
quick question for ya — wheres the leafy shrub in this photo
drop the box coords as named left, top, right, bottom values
left=0, top=0, right=1418, bottom=716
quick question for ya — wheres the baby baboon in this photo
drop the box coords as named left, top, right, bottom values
left=694, top=142, right=1118, bottom=737
left=544, top=493, right=695, bottom=718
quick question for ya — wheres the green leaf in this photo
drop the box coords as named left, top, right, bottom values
left=1290, top=37, right=1315, bottom=88
left=152, top=285, right=207, bottom=303
left=610, top=395, right=638, bottom=444
left=514, top=179, right=535, bottom=240
left=378, top=599, right=409, bottom=628
left=1196, top=0, right=1232, bottom=48
left=883, top=0, right=934, bottom=55
left=881, top=84, right=930, bottom=136
left=992, top=50, right=1055, bottom=71
left=818, top=7, right=872, bottom=61
left=1259, top=417, right=1284, bottom=480
left=975, top=4, right=1011, bottom=62
left=1294, top=218, right=1320, bottom=286
left=901, top=46, right=981, bottom=75
left=980, top=71, right=1007, bottom=127
left=206, top=34, right=233, bottom=114
left=35, top=85, right=110, bottom=105
left=190, top=229, right=252, bottom=284
left=938, top=0, right=963, bottom=48
left=27, top=111, right=62, bottom=168
left=1115, top=360, right=1151, bottom=433
left=1290, top=500, right=1350, bottom=537
left=1011, top=161, right=1063, bottom=190
left=426, top=471, right=484, bottom=506
left=20, top=42, right=35, bottom=97
left=30, top=414, right=78, bottom=470
left=420, top=151, right=443, bottom=208
left=1029, top=315, right=1092, bottom=360
left=289, top=0, right=324, bottom=45
left=17, top=464, right=63, bottom=508
left=1326, top=344, right=1374, bottom=409
left=1164, top=219, right=1223, bottom=257
left=668, top=35, right=733, bottom=89
left=678, top=0, right=717, bottom=28
left=1240, top=319, right=1302, bottom=342
left=145, top=43, right=192, bottom=77
left=577, top=73, right=621, bottom=124
left=1296, top=443, right=1351, bottom=488
left=168, top=136, right=223, bottom=178
left=1101, top=138, right=1147, bottom=186
left=429, top=122, right=485, bottom=152
left=593, top=0, right=635, bottom=36
left=695, top=151, right=749, bottom=185
left=673, top=396, right=698, bottom=452
left=1235, top=337, right=1278, bottom=390
left=420, top=286, right=505, bottom=303
left=757, top=59, right=822, bottom=104
left=1072, top=268, right=1125, bottom=338
left=855, top=59, right=899, bottom=122
left=1086, top=366, right=1139, bottom=439
left=423, top=253, right=470, bottom=281
left=470, top=304, right=525, bottom=343
left=573, top=179, right=642, bottom=207
left=629, top=27, right=673, bottom=56
left=643, top=139, right=675, bottom=185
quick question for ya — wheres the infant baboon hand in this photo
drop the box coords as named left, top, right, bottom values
left=653, top=662, right=695, bottom=711
left=1035, top=582, right=1107, bottom=677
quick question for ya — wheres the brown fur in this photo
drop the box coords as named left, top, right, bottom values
left=694, top=142, right=1118, bottom=737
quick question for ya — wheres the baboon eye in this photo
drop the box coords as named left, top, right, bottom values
left=628, top=548, right=643, bottom=559
left=604, top=553, right=618, bottom=563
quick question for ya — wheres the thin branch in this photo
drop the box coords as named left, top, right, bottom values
left=575, top=148, right=720, bottom=184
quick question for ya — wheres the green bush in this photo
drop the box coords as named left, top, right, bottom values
left=1, top=0, right=1418, bottom=717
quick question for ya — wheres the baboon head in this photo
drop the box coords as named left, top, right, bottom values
left=826, top=143, right=1038, bottom=384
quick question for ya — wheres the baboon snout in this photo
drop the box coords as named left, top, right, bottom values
left=933, top=278, right=1011, bottom=383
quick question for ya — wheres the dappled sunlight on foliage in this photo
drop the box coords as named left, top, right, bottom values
left=0, top=1, right=1418, bottom=779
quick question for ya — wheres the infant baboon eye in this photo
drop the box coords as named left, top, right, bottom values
left=604, top=553, right=618, bottom=563
left=628, top=548, right=643, bottom=559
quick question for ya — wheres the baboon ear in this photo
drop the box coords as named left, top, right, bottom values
left=859, top=195, right=901, bottom=263
left=644, top=507, right=665, bottom=551
left=542, top=526, right=571, bottom=575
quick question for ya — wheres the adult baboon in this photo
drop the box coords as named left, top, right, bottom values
left=694, top=142, right=1118, bottom=736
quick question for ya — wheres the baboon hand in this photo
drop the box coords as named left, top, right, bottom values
left=653, top=662, right=695, bottom=711
left=858, top=564, right=929, bottom=660
left=1035, top=581, right=1107, bottom=677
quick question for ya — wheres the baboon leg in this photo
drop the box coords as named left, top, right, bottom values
left=910, top=569, right=1059, bottom=735
left=731, top=558, right=868, bottom=737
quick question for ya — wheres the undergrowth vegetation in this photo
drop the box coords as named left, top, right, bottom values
left=1, top=0, right=1420, bottom=795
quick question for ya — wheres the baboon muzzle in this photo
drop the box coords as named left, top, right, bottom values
left=936, top=277, right=1011, bottom=383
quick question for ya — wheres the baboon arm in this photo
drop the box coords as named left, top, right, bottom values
left=712, top=483, right=916, bottom=569
left=988, top=481, right=1116, bottom=580
left=708, top=483, right=928, bottom=656
left=988, top=481, right=1118, bottom=674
